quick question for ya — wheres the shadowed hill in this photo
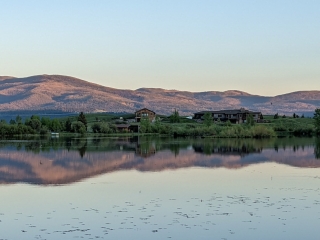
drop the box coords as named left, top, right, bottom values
left=0, top=74, right=319, bottom=115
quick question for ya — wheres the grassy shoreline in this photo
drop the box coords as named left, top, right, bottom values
left=0, top=112, right=317, bottom=139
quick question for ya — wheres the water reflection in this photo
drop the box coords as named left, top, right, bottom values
left=315, top=138, right=320, bottom=159
left=0, top=136, right=319, bottom=185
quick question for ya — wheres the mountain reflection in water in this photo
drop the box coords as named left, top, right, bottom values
left=0, top=136, right=319, bottom=185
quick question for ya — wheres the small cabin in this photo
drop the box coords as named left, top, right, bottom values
left=135, top=108, right=156, bottom=122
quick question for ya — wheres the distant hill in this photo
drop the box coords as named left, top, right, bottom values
left=0, top=74, right=319, bottom=115
left=0, top=76, right=15, bottom=81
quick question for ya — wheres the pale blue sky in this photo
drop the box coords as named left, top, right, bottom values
left=0, top=0, right=319, bottom=95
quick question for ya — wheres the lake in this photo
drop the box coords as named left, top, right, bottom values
left=0, top=136, right=320, bottom=240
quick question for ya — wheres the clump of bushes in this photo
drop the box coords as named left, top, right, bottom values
left=165, top=124, right=275, bottom=138
left=91, top=122, right=114, bottom=134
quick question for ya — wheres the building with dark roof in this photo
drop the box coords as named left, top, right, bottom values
left=135, top=108, right=156, bottom=122
left=193, top=108, right=261, bottom=124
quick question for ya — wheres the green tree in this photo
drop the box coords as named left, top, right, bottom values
left=154, top=116, right=161, bottom=132
left=40, top=126, right=49, bottom=135
left=274, top=113, right=279, bottom=119
left=78, top=112, right=87, bottom=130
left=246, top=114, right=255, bottom=126
left=31, top=115, right=40, bottom=121
left=41, top=117, right=51, bottom=128
left=51, top=119, right=62, bottom=132
left=315, top=138, right=320, bottom=159
left=92, top=122, right=101, bottom=133
left=314, top=108, right=320, bottom=135
left=16, top=115, right=22, bottom=125
left=26, top=117, right=42, bottom=131
left=203, top=112, right=213, bottom=127
left=99, top=122, right=110, bottom=133
left=72, top=121, right=86, bottom=134
left=140, top=117, right=151, bottom=133
left=225, top=120, right=232, bottom=127
left=65, top=118, right=72, bottom=132
left=170, top=109, right=180, bottom=123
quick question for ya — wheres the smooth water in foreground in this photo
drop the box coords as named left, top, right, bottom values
left=0, top=137, right=320, bottom=240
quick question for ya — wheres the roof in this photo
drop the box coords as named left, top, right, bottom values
left=135, top=108, right=156, bottom=114
left=115, top=124, right=131, bottom=128
left=194, top=109, right=261, bottom=115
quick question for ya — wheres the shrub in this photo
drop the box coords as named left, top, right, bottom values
left=72, top=121, right=86, bottom=133
left=40, top=126, right=49, bottom=135
left=251, top=125, right=275, bottom=138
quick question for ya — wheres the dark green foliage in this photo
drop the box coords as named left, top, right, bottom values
left=203, top=112, right=213, bottom=127
left=314, top=108, right=320, bottom=135
left=140, top=117, right=151, bottom=133
left=225, top=120, right=232, bottom=127
left=78, top=112, right=87, bottom=130
left=40, top=126, right=49, bottom=135
left=15, top=115, right=22, bottom=124
left=246, top=114, right=255, bottom=126
left=26, top=118, right=42, bottom=131
left=9, top=119, right=16, bottom=125
left=72, top=121, right=86, bottom=134
left=65, top=118, right=72, bottom=132
left=170, top=109, right=180, bottom=123
left=92, top=122, right=101, bottom=133
left=91, top=122, right=112, bottom=133
left=0, top=121, right=35, bottom=136
left=315, top=138, right=320, bottom=159
left=271, top=116, right=315, bottom=136
left=51, top=119, right=62, bottom=132
left=41, top=117, right=51, bottom=127
left=158, top=122, right=275, bottom=138
left=282, top=115, right=286, bottom=118
left=153, top=116, right=162, bottom=132
left=24, top=116, right=42, bottom=131
left=31, top=115, right=41, bottom=121
left=274, top=113, right=279, bottom=119
left=293, top=127, right=314, bottom=136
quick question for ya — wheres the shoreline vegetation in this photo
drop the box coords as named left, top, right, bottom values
left=0, top=109, right=319, bottom=139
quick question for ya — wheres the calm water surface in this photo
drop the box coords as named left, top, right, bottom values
left=0, top=137, right=320, bottom=240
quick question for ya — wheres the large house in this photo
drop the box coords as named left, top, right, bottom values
left=193, top=108, right=261, bottom=124
left=135, top=108, right=156, bottom=122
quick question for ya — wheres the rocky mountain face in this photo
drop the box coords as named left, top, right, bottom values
left=0, top=74, right=319, bottom=115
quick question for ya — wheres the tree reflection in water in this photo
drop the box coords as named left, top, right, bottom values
left=0, top=136, right=319, bottom=185
left=315, top=138, right=320, bottom=159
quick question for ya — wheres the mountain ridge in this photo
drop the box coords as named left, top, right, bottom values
left=0, top=74, right=319, bottom=115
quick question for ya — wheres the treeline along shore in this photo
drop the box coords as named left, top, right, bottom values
left=0, top=109, right=320, bottom=138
